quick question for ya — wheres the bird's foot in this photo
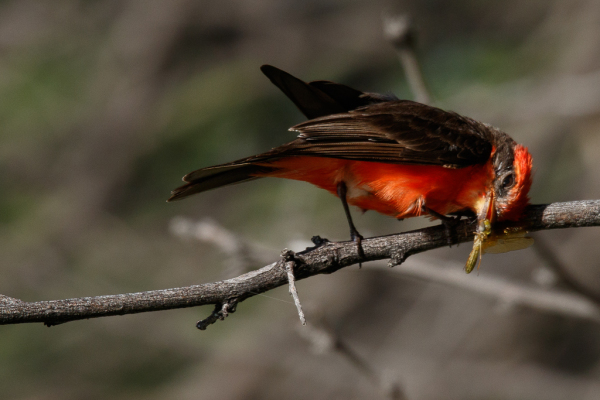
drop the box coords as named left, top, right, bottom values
left=422, top=205, right=461, bottom=246
left=309, top=234, right=364, bottom=267
left=439, top=216, right=462, bottom=246
left=350, top=230, right=365, bottom=267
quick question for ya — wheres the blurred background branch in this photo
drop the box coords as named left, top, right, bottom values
left=383, top=14, right=431, bottom=105
left=298, top=317, right=407, bottom=400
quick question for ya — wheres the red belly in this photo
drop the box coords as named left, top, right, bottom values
left=256, top=156, right=494, bottom=219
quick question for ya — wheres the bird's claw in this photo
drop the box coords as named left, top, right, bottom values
left=351, top=231, right=365, bottom=266
left=440, top=216, right=461, bottom=246
left=421, top=204, right=461, bottom=246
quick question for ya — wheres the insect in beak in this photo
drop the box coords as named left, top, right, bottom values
left=465, top=192, right=494, bottom=274
left=464, top=191, right=534, bottom=274
left=465, top=218, right=492, bottom=274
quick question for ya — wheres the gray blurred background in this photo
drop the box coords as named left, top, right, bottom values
left=2, top=0, right=600, bottom=399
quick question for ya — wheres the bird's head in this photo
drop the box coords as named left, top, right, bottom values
left=476, top=143, right=533, bottom=225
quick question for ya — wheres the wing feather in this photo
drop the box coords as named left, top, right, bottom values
left=288, top=100, right=493, bottom=167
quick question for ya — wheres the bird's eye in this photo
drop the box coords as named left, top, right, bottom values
left=501, top=173, right=515, bottom=189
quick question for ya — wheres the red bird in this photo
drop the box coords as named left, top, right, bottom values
left=169, top=66, right=533, bottom=266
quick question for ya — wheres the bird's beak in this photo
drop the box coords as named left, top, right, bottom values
left=477, top=190, right=496, bottom=225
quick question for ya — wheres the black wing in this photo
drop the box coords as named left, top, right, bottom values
left=287, top=100, right=494, bottom=167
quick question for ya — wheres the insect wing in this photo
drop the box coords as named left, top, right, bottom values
left=482, top=233, right=534, bottom=254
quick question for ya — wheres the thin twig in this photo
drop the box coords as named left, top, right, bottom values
left=383, top=14, right=432, bottom=105
left=285, top=261, right=306, bottom=325
left=196, top=300, right=238, bottom=330
left=281, top=249, right=307, bottom=325
left=1, top=201, right=600, bottom=327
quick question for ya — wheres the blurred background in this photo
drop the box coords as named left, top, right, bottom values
left=2, top=0, right=600, bottom=399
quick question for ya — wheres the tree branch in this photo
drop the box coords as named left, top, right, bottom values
left=1, top=200, right=599, bottom=327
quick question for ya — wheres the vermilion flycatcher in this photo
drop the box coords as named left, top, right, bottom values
left=169, top=66, right=533, bottom=270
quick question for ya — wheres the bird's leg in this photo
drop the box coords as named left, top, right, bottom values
left=337, top=181, right=365, bottom=261
left=421, top=205, right=460, bottom=246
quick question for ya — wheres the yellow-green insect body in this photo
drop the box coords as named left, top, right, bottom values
left=465, top=219, right=492, bottom=274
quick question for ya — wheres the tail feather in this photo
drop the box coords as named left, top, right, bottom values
left=260, top=65, right=395, bottom=118
left=167, top=164, right=273, bottom=202
left=260, top=65, right=346, bottom=119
